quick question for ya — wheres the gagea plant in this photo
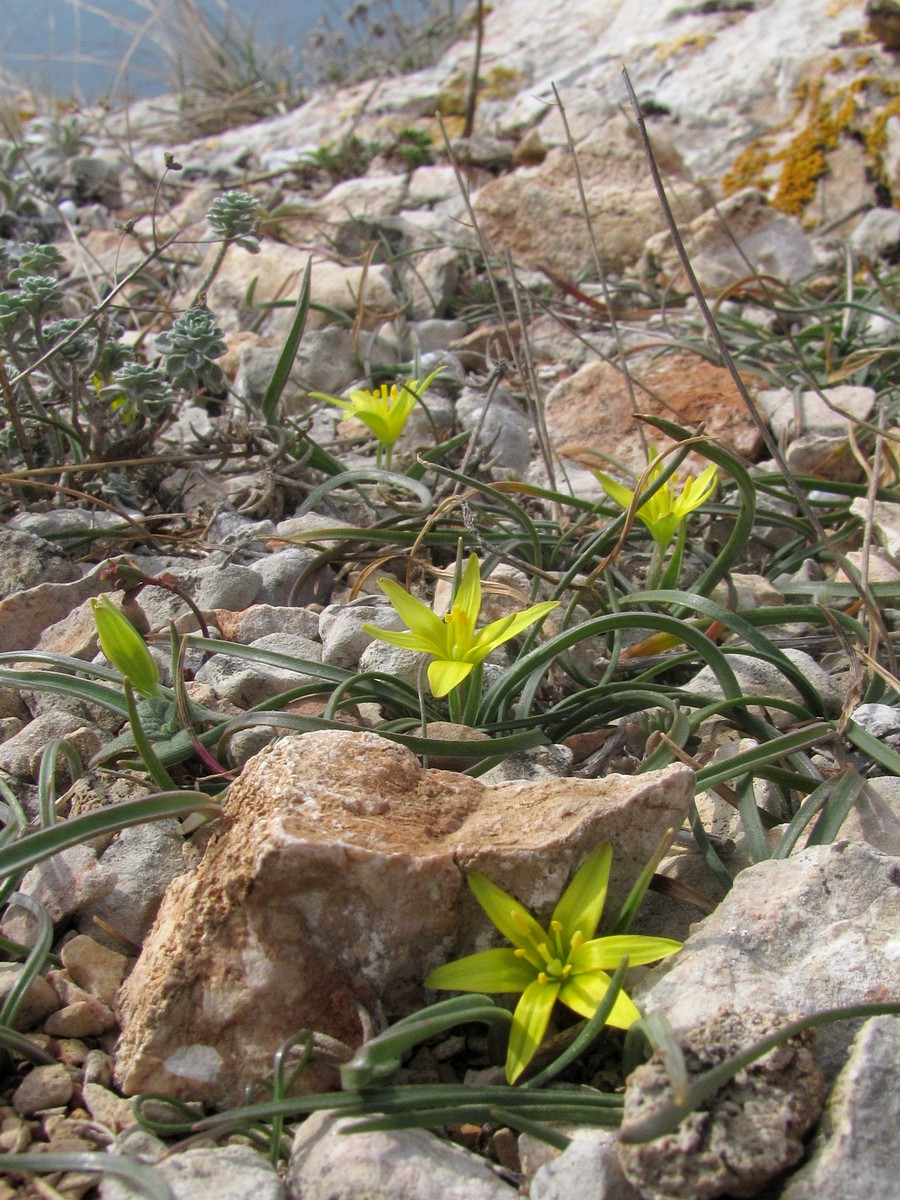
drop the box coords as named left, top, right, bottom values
left=313, top=367, right=444, bottom=469
left=363, top=553, right=559, bottom=722
left=426, top=844, right=682, bottom=1081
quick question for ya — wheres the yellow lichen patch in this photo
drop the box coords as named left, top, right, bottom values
left=825, top=0, right=863, bottom=15
left=865, top=93, right=900, bottom=156
left=652, top=32, right=715, bottom=63
left=723, top=141, right=773, bottom=197
left=481, top=65, right=525, bottom=100
left=436, top=73, right=469, bottom=118
left=437, top=114, right=467, bottom=140
left=722, top=72, right=900, bottom=217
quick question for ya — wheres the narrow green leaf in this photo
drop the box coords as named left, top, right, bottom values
left=619, top=1002, right=900, bottom=1144
left=0, top=894, right=52, bottom=1029
left=771, top=776, right=835, bottom=859
left=37, top=739, right=83, bottom=828
left=261, top=260, right=311, bottom=426
left=0, top=1025, right=56, bottom=1064
left=0, top=1154, right=175, bottom=1200
left=0, top=793, right=219, bottom=881
left=806, top=767, right=867, bottom=846
left=694, top=724, right=833, bottom=790
left=845, top=721, right=900, bottom=776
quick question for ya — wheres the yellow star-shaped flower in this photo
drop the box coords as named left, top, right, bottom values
left=363, top=554, right=559, bottom=699
left=426, top=844, right=682, bottom=1082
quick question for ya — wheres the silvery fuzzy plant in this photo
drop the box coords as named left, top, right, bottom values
left=0, top=189, right=259, bottom=473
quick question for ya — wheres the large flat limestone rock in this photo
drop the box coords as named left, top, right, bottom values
left=115, top=730, right=693, bottom=1104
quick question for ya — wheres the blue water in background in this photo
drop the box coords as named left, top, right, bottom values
left=0, top=0, right=330, bottom=103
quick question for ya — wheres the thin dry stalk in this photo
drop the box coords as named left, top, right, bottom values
left=620, top=65, right=895, bottom=680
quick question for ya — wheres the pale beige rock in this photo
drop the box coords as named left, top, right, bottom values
left=81, top=1081, right=137, bottom=1133
left=115, top=730, right=693, bottom=1105
left=288, top=1110, right=513, bottom=1200
left=710, top=574, right=785, bottom=611
left=635, top=842, right=900, bottom=1079
left=0, top=712, right=103, bottom=781
left=13, top=1064, right=74, bottom=1117
left=0, top=964, right=61, bottom=1031
left=0, top=845, right=116, bottom=947
left=60, top=936, right=129, bottom=1008
left=617, top=1009, right=826, bottom=1200
left=757, top=384, right=875, bottom=440
left=472, top=119, right=707, bottom=276
left=850, top=497, right=900, bottom=559
left=44, top=997, right=117, bottom=1038
left=643, top=188, right=819, bottom=291
left=203, top=242, right=400, bottom=339
left=313, top=173, right=409, bottom=223
left=0, top=560, right=110, bottom=653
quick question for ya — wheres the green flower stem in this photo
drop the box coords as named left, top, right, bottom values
left=459, top=662, right=484, bottom=727
left=447, top=662, right=483, bottom=725
left=645, top=541, right=666, bottom=592
left=123, top=681, right=179, bottom=793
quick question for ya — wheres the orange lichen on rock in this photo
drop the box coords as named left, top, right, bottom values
left=722, top=70, right=900, bottom=218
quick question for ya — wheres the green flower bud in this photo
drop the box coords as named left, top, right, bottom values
left=90, top=596, right=161, bottom=699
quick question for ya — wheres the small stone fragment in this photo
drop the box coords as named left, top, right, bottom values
left=531, top=1128, right=641, bottom=1200
left=0, top=844, right=116, bottom=946
left=0, top=1112, right=32, bottom=1153
left=54, top=1038, right=90, bottom=1067
left=83, top=1048, right=114, bottom=1086
left=43, top=998, right=117, bottom=1038
left=100, top=1143, right=285, bottom=1200
left=780, top=1015, right=900, bottom=1200
left=61, top=935, right=129, bottom=1007
left=81, top=1081, right=137, bottom=1134
left=0, top=963, right=61, bottom=1030
left=617, top=1009, right=826, bottom=1200
left=13, top=1063, right=74, bottom=1117
left=287, top=1110, right=513, bottom=1200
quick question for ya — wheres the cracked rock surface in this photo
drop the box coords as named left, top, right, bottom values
left=114, top=730, right=693, bottom=1104
left=617, top=1009, right=826, bottom=1200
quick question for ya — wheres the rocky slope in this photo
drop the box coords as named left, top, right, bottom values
left=0, top=1, right=899, bottom=1198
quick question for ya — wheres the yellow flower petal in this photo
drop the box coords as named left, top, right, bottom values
left=378, top=578, right=448, bottom=650
left=467, top=872, right=548, bottom=966
left=425, top=948, right=535, bottom=994
left=558, top=970, right=642, bottom=1029
left=453, top=554, right=482, bottom=626
left=569, top=934, right=683, bottom=972
left=507, top=978, right=560, bottom=1082
left=597, top=471, right=637, bottom=512
left=476, top=600, right=560, bottom=654
left=550, top=843, right=612, bottom=945
left=360, top=625, right=443, bottom=654
left=427, top=658, right=474, bottom=697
